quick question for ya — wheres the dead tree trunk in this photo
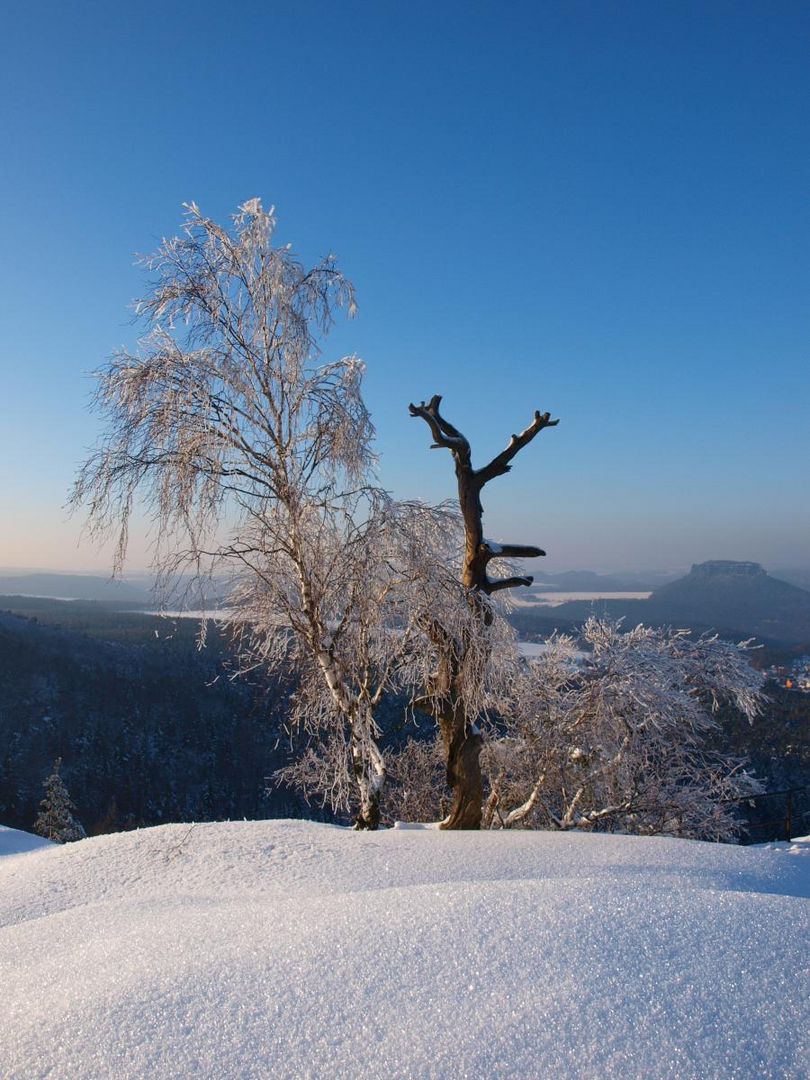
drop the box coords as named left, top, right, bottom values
left=409, top=394, right=558, bottom=829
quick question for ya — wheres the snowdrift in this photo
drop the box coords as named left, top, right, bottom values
left=1, top=820, right=808, bottom=1079
left=0, top=825, right=54, bottom=857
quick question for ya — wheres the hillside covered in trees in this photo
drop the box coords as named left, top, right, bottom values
left=2, top=595, right=807, bottom=844
left=0, top=602, right=299, bottom=834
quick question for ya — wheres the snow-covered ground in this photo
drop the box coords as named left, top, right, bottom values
left=1, top=821, right=807, bottom=1079
left=0, top=825, right=54, bottom=856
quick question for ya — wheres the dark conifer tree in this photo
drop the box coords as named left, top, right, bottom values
left=34, top=758, right=86, bottom=843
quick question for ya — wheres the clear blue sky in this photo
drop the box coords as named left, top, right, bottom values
left=0, top=1, right=807, bottom=573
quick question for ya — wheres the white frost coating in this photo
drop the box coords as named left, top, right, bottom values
left=489, top=620, right=767, bottom=840
left=1, top=820, right=808, bottom=1079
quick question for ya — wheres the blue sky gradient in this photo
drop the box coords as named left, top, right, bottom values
left=1, top=1, right=807, bottom=572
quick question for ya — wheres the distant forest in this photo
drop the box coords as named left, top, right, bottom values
left=1, top=596, right=808, bottom=843
left=0, top=599, right=300, bottom=833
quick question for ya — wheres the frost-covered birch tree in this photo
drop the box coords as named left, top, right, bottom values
left=483, top=618, right=765, bottom=840
left=71, top=199, right=434, bottom=828
left=244, top=497, right=463, bottom=827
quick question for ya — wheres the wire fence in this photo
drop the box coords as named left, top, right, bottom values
left=722, top=785, right=810, bottom=843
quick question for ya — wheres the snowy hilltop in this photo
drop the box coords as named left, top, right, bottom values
left=1, top=820, right=808, bottom=1079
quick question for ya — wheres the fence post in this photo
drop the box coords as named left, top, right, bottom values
left=785, top=790, right=793, bottom=841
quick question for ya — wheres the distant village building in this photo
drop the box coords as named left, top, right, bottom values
left=765, top=655, right=810, bottom=693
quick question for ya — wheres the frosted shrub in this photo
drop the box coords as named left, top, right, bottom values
left=381, top=736, right=448, bottom=825
left=484, top=618, right=765, bottom=841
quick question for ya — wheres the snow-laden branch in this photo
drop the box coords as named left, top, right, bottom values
left=407, top=395, right=471, bottom=460
left=481, top=619, right=766, bottom=841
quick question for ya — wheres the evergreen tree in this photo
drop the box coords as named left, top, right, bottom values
left=34, top=758, right=86, bottom=843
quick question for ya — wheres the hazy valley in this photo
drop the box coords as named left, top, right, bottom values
left=2, top=557, right=808, bottom=845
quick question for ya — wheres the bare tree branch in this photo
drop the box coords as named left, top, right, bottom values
left=475, top=410, right=559, bottom=486
left=407, top=395, right=471, bottom=459
left=408, top=394, right=557, bottom=596
left=487, top=575, right=534, bottom=593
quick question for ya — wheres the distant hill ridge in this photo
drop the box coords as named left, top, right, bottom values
left=529, top=568, right=680, bottom=593
left=3, top=564, right=809, bottom=645
left=0, top=573, right=151, bottom=603
left=0, top=572, right=223, bottom=608
left=539, top=561, right=810, bottom=646
left=653, top=560, right=808, bottom=602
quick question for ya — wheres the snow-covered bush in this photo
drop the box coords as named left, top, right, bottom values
left=483, top=618, right=766, bottom=841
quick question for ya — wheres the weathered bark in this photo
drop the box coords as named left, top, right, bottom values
left=409, top=394, right=558, bottom=829
left=439, top=701, right=484, bottom=829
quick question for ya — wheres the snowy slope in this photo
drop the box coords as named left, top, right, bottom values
left=0, top=825, right=54, bottom=857
left=1, top=821, right=808, bottom=1079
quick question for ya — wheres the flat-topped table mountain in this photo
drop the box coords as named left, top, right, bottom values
left=528, top=561, right=810, bottom=646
